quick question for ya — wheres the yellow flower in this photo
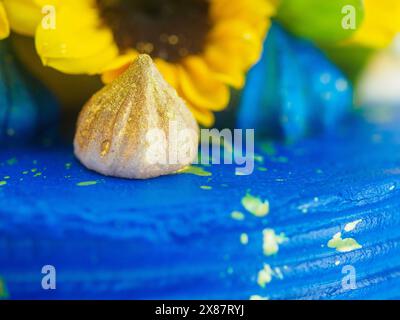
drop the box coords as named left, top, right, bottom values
left=0, top=1, right=10, bottom=39
left=1, top=0, right=44, bottom=38
left=345, top=0, right=400, bottom=48
left=31, top=0, right=277, bottom=126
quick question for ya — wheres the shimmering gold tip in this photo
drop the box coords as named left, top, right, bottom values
left=74, top=54, right=199, bottom=179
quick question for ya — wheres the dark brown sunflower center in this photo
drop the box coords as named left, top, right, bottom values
left=96, top=0, right=211, bottom=62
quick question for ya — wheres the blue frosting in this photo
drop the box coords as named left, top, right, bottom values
left=238, top=23, right=353, bottom=141
left=0, top=40, right=59, bottom=145
left=1, top=106, right=400, bottom=299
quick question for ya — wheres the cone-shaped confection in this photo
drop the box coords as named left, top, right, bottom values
left=74, top=54, right=199, bottom=179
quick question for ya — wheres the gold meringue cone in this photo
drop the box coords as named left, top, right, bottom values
left=74, top=54, right=199, bottom=179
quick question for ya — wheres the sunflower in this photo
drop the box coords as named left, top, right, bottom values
left=31, top=0, right=277, bottom=126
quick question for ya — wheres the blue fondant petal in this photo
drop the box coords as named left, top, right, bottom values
left=293, top=39, right=353, bottom=131
left=237, top=25, right=282, bottom=137
left=0, top=40, right=59, bottom=145
left=238, top=23, right=353, bottom=140
left=274, top=25, right=310, bottom=141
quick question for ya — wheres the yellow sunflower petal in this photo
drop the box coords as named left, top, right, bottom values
left=102, top=65, right=129, bottom=84
left=210, top=0, right=276, bottom=22
left=103, top=50, right=138, bottom=71
left=3, top=0, right=46, bottom=36
left=39, top=45, right=119, bottom=75
left=203, top=44, right=245, bottom=89
left=203, top=18, right=267, bottom=88
left=179, top=56, right=230, bottom=112
left=209, top=19, right=262, bottom=44
left=155, top=58, right=179, bottom=88
left=0, top=2, right=10, bottom=39
left=101, top=51, right=139, bottom=83
left=208, top=19, right=265, bottom=68
left=187, top=104, right=216, bottom=127
left=158, top=62, right=205, bottom=125
left=101, top=55, right=179, bottom=88
left=249, top=18, right=270, bottom=39
left=35, top=0, right=119, bottom=74
left=346, top=0, right=400, bottom=48
left=36, top=1, right=115, bottom=59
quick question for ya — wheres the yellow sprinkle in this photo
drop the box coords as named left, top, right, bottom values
left=235, top=171, right=247, bottom=176
left=241, top=193, right=269, bottom=217
left=257, top=167, right=267, bottom=172
left=200, top=185, right=212, bottom=190
left=327, top=232, right=362, bottom=252
left=31, top=168, right=37, bottom=173
left=257, top=264, right=273, bottom=288
left=240, top=233, right=249, bottom=245
left=250, top=295, right=269, bottom=300
left=22, top=171, right=28, bottom=174
left=262, top=229, right=288, bottom=256
left=344, top=219, right=362, bottom=232
left=33, top=172, right=42, bottom=177
left=231, top=211, right=245, bottom=221
left=0, top=181, right=6, bottom=187
left=76, top=181, right=98, bottom=187
left=254, top=154, right=264, bottom=163
left=256, top=264, right=284, bottom=288
left=178, top=165, right=211, bottom=177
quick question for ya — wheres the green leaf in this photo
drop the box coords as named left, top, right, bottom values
left=321, top=44, right=374, bottom=82
left=276, top=0, right=365, bottom=44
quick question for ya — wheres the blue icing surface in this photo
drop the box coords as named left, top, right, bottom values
left=0, top=40, right=59, bottom=145
left=1, top=108, right=400, bottom=299
left=238, top=23, right=353, bottom=141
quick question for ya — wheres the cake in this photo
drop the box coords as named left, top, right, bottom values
left=1, top=106, right=400, bottom=299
